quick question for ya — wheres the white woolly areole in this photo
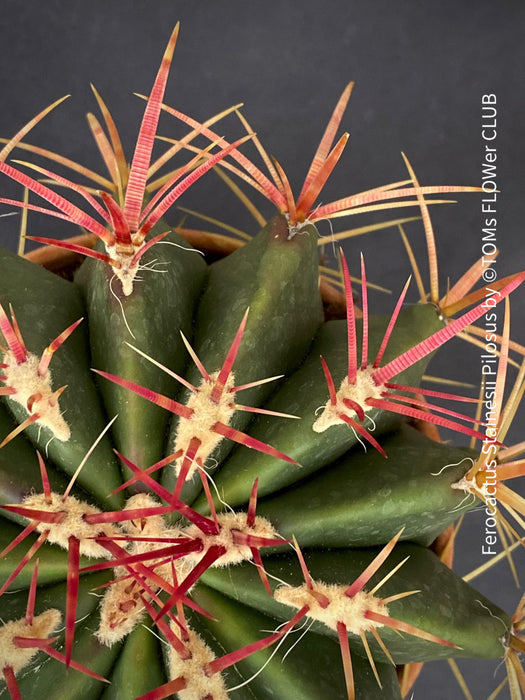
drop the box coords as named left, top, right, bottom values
left=169, top=628, right=228, bottom=700
left=96, top=570, right=148, bottom=647
left=312, top=370, right=383, bottom=433
left=452, top=466, right=494, bottom=495
left=285, top=215, right=313, bottom=240
left=183, top=511, right=280, bottom=567
left=105, top=240, right=142, bottom=298
left=451, top=476, right=475, bottom=493
left=451, top=475, right=489, bottom=508
left=3, top=351, right=70, bottom=441
left=173, top=372, right=236, bottom=480
left=22, top=492, right=120, bottom=558
left=0, top=609, right=61, bottom=674
left=275, top=582, right=386, bottom=635
left=121, top=494, right=172, bottom=537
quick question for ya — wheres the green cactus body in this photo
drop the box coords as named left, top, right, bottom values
left=200, top=544, right=511, bottom=663
left=0, top=237, right=520, bottom=699
left=187, top=584, right=403, bottom=699
left=75, top=222, right=207, bottom=474
left=194, top=304, right=443, bottom=510
left=0, top=24, right=524, bottom=700
left=0, top=249, right=123, bottom=508
left=0, top=404, right=71, bottom=514
left=256, top=424, right=479, bottom=548
left=162, top=213, right=323, bottom=503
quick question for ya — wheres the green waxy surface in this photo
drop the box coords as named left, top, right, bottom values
left=0, top=570, right=110, bottom=624
left=0, top=405, right=73, bottom=520
left=0, top=246, right=511, bottom=700
left=195, top=303, right=443, bottom=511
left=188, top=583, right=402, bottom=700
left=0, top=247, right=123, bottom=509
left=75, top=224, right=206, bottom=479
left=101, top=621, right=167, bottom=700
left=201, top=544, right=510, bottom=663
left=257, top=424, right=478, bottom=548
left=188, top=214, right=323, bottom=404
left=164, top=214, right=324, bottom=501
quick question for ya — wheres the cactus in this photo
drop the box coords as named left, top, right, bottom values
left=0, top=24, right=524, bottom=700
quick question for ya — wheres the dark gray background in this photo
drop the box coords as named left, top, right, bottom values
left=0, top=1, right=524, bottom=697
